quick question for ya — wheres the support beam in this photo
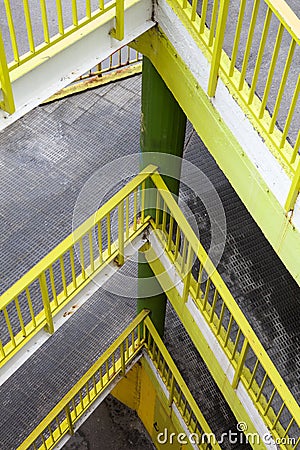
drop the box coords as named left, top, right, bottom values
left=137, top=57, right=187, bottom=336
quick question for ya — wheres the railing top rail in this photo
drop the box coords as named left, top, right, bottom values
left=264, top=0, right=300, bottom=44
left=18, top=309, right=149, bottom=450
left=0, top=164, right=158, bottom=309
left=150, top=171, right=300, bottom=424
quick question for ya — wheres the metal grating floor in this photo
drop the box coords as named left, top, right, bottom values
left=0, top=75, right=299, bottom=448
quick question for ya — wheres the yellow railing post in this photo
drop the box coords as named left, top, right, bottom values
left=207, top=0, right=230, bottom=97
left=285, top=160, right=300, bottom=212
left=117, top=201, right=125, bottom=265
left=0, top=29, right=15, bottom=114
left=111, top=0, right=124, bottom=41
left=232, top=339, right=249, bottom=389
left=120, top=342, right=125, bottom=375
left=39, top=272, right=54, bottom=334
left=65, top=405, right=74, bottom=435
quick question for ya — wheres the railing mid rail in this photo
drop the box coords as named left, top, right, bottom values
left=149, top=171, right=300, bottom=449
left=169, top=0, right=300, bottom=211
left=0, top=165, right=157, bottom=370
left=18, top=311, right=221, bottom=450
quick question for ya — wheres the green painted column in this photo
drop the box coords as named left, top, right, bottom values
left=137, top=57, right=187, bottom=337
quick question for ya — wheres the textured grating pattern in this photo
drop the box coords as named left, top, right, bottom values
left=182, top=124, right=300, bottom=402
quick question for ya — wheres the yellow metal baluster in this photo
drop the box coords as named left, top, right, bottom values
left=49, top=265, right=58, bottom=307
left=79, top=238, right=86, bottom=279
left=133, top=188, right=138, bottom=231
left=259, top=22, right=284, bottom=118
left=23, top=0, right=35, bottom=53
left=111, top=0, right=124, bottom=41
left=167, top=215, right=174, bottom=252
left=271, top=402, right=285, bottom=430
left=269, top=39, right=296, bottom=134
left=25, top=287, right=36, bottom=327
left=229, top=0, right=246, bottom=77
left=0, top=30, right=15, bottom=114
left=182, top=244, right=193, bottom=302
left=125, top=195, right=129, bottom=239
left=40, top=0, right=50, bottom=43
left=3, top=0, right=19, bottom=63
left=99, top=0, right=104, bottom=11
left=238, top=0, right=260, bottom=91
left=65, top=405, right=74, bottom=435
left=141, top=181, right=145, bottom=224
left=88, top=230, right=94, bottom=272
left=107, top=213, right=111, bottom=255
left=232, top=338, right=249, bottom=389
left=202, top=277, right=211, bottom=311
left=208, top=0, right=230, bottom=97
left=97, top=221, right=103, bottom=264
left=69, top=247, right=77, bottom=289
left=118, top=201, right=125, bottom=265
left=199, top=0, right=209, bottom=34
left=216, top=301, right=225, bottom=334
left=155, top=190, right=160, bottom=227
left=191, top=0, right=197, bottom=22
left=209, top=288, right=218, bottom=323
left=248, top=7, right=272, bottom=105
left=3, top=307, right=16, bottom=347
left=60, top=256, right=67, bottom=297
left=72, top=0, right=78, bottom=26
left=86, top=0, right=91, bottom=19
left=290, top=131, right=300, bottom=165
left=15, top=297, right=26, bottom=337
left=39, top=272, right=54, bottom=334
left=224, top=314, right=233, bottom=347
left=208, top=0, right=220, bottom=48
left=285, top=160, right=300, bottom=212
left=56, top=0, right=64, bottom=35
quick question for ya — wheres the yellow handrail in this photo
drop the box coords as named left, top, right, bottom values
left=0, top=165, right=157, bottom=369
left=168, top=0, right=300, bottom=210
left=18, top=310, right=149, bottom=450
left=150, top=171, right=300, bottom=449
left=18, top=311, right=222, bottom=450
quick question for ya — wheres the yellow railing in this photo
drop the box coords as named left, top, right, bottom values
left=149, top=171, right=300, bottom=449
left=0, top=0, right=125, bottom=113
left=18, top=310, right=221, bottom=450
left=0, top=165, right=157, bottom=369
left=18, top=310, right=149, bottom=450
left=144, top=316, right=222, bottom=450
left=3, top=0, right=124, bottom=70
left=76, top=46, right=142, bottom=81
left=170, top=0, right=300, bottom=211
